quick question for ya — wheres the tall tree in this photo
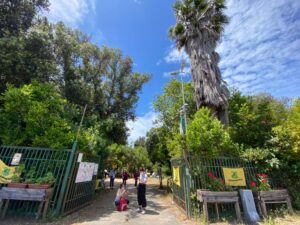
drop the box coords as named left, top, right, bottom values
left=169, top=0, right=229, bottom=124
left=0, top=0, right=49, bottom=37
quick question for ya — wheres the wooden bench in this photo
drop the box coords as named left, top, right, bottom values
left=255, top=189, right=293, bottom=218
left=0, top=187, right=53, bottom=219
left=197, top=190, right=241, bottom=223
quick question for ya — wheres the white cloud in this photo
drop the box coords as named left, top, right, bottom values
left=217, top=0, right=300, bottom=97
left=46, top=0, right=96, bottom=27
left=126, top=111, right=159, bottom=145
left=164, top=47, right=189, bottom=63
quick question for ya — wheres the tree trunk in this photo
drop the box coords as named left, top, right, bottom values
left=185, top=30, right=229, bottom=125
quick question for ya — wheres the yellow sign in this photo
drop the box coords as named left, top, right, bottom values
left=0, top=160, right=16, bottom=184
left=223, top=167, right=246, bottom=186
left=173, top=166, right=180, bottom=186
left=95, top=179, right=101, bottom=190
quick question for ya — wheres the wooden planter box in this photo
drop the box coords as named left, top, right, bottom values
left=7, top=183, right=27, bottom=188
left=254, top=189, right=293, bottom=217
left=27, top=184, right=51, bottom=189
left=0, top=187, right=53, bottom=219
left=197, top=190, right=241, bottom=223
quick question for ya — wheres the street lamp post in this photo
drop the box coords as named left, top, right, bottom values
left=170, top=60, right=192, bottom=218
left=170, top=60, right=188, bottom=135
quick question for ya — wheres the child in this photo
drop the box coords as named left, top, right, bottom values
left=115, top=184, right=130, bottom=211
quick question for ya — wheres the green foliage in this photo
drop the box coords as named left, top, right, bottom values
left=152, top=79, right=197, bottom=160
left=145, top=127, right=170, bottom=165
left=250, top=173, right=271, bottom=192
left=0, top=82, right=75, bottom=148
left=187, top=108, right=237, bottom=157
left=154, top=79, right=196, bottom=131
left=0, top=2, right=150, bottom=146
left=0, top=0, right=50, bottom=37
left=35, top=172, right=55, bottom=185
left=206, top=171, right=233, bottom=191
left=229, top=91, right=288, bottom=148
left=106, top=144, right=152, bottom=173
left=170, top=0, right=228, bottom=48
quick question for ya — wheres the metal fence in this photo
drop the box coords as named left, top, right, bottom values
left=0, top=142, right=99, bottom=217
left=171, top=156, right=258, bottom=220
left=62, top=153, right=100, bottom=215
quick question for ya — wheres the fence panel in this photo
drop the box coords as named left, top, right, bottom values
left=171, top=158, right=187, bottom=210
left=0, top=145, right=74, bottom=217
left=62, top=154, right=100, bottom=215
left=171, top=156, right=258, bottom=220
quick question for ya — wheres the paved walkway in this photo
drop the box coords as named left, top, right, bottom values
left=0, top=179, right=194, bottom=225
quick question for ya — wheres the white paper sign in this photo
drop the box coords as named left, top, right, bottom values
left=75, top=162, right=95, bottom=183
left=77, top=153, right=83, bottom=162
left=93, top=164, right=98, bottom=176
left=11, top=153, right=22, bottom=165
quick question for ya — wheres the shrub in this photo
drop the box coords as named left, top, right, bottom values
left=186, top=108, right=237, bottom=157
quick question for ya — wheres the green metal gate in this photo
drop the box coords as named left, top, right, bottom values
left=171, top=156, right=258, bottom=219
left=0, top=142, right=100, bottom=217
left=62, top=153, right=100, bottom=215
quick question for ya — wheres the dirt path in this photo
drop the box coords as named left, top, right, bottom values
left=0, top=179, right=194, bottom=225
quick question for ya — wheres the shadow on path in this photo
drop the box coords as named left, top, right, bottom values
left=0, top=178, right=189, bottom=225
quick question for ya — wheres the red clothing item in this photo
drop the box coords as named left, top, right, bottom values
left=122, top=172, right=128, bottom=180
left=134, top=172, right=139, bottom=179
left=118, top=197, right=128, bottom=211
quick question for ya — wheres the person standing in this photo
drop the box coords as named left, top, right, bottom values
left=136, top=167, right=148, bottom=214
left=122, top=169, right=128, bottom=186
left=109, top=169, right=116, bottom=189
left=134, top=170, right=139, bottom=187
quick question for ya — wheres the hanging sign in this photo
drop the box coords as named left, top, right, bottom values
left=11, top=153, right=22, bottom=165
left=173, top=166, right=181, bottom=186
left=0, top=160, right=16, bottom=184
left=223, top=167, right=246, bottom=186
left=77, top=153, right=83, bottom=162
left=75, top=162, right=95, bottom=183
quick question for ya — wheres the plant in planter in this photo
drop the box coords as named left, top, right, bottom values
left=250, top=173, right=271, bottom=192
left=207, top=171, right=233, bottom=191
left=250, top=173, right=293, bottom=217
left=197, top=171, right=241, bottom=222
left=27, top=172, right=55, bottom=189
left=8, top=164, right=27, bottom=188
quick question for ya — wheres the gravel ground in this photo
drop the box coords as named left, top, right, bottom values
left=1, top=178, right=299, bottom=225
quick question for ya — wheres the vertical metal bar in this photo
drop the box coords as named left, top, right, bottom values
left=55, top=142, right=77, bottom=216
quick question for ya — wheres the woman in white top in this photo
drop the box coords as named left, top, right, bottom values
left=137, top=167, right=148, bottom=214
left=115, top=184, right=129, bottom=208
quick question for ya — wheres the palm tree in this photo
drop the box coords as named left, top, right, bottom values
left=169, top=0, right=229, bottom=124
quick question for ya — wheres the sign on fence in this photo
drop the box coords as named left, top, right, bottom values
left=93, top=164, right=98, bottom=176
left=0, top=160, right=16, bottom=183
left=223, top=167, right=246, bottom=186
left=75, top=162, right=95, bottom=183
left=173, top=166, right=181, bottom=186
left=11, top=153, right=22, bottom=165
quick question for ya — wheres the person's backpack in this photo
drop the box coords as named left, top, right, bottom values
left=118, top=197, right=128, bottom=211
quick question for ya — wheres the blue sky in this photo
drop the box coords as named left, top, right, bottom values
left=47, top=0, right=300, bottom=143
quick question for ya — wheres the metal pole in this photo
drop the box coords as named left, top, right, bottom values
left=180, top=61, right=188, bottom=134
left=76, top=104, right=87, bottom=141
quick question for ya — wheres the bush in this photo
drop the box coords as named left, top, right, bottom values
left=186, top=108, right=238, bottom=157
left=0, top=82, right=76, bottom=148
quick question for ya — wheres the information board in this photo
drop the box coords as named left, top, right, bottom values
left=75, top=162, right=95, bottom=183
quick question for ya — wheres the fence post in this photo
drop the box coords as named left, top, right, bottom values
left=184, top=167, right=192, bottom=218
left=55, top=141, right=77, bottom=216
